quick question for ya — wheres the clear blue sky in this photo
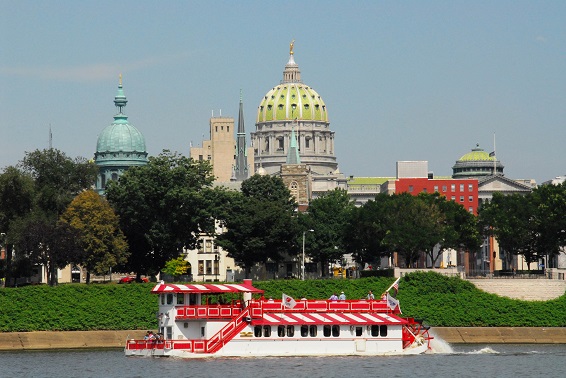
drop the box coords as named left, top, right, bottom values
left=1, top=1, right=565, bottom=184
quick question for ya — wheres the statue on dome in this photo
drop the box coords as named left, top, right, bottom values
left=290, top=39, right=295, bottom=55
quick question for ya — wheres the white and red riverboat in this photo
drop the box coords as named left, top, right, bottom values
left=124, top=279, right=432, bottom=358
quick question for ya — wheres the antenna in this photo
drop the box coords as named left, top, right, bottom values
left=49, top=124, right=52, bottom=149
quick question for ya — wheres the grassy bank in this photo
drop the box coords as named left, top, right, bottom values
left=1, top=272, right=564, bottom=332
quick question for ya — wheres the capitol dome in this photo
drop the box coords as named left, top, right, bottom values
left=251, top=42, right=337, bottom=176
left=94, top=77, right=147, bottom=193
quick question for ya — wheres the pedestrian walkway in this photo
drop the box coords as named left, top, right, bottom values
left=467, top=278, right=566, bottom=301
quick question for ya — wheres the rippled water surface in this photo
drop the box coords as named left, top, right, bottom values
left=1, top=343, right=565, bottom=378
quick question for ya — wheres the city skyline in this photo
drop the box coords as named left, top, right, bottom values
left=1, top=1, right=565, bottom=184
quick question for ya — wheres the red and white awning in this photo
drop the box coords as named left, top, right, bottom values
left=255, top=312, right=407, bottom=325
left=151, top=283, right=264, bottom=294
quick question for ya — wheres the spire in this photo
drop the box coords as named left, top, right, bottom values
left=234, top=90, right=249, bottom=181
left=286, top=123, right=301, bottom=164
left=282, top=40, right=301, bottom=84
left=114, top=74, right=128, bottom=114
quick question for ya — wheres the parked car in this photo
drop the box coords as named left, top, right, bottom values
left=118, top=276, right=149, bottom=284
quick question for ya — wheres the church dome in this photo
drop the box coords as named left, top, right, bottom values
left=256, top=51, right=328, bottom=123
left=95, top=78, right=148, bottom=165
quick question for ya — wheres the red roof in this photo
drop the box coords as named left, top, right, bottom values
left=254, top=312, right=408, bottom=325
left=151, top=282, right=264, bottom=294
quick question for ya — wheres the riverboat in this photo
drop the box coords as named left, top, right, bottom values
left=124, top=279, right=432, bottom=358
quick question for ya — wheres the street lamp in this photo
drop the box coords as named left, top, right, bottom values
left=302, top=229, right=314, bottom=280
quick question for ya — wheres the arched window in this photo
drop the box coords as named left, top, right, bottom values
left=289, top=181, right=299, bottom=201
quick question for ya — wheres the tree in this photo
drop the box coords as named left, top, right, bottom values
left=300, top=189, right=355, bottom=277
left=0, top=166, right=34, bottom=286
left=2, top=150, right=96, bottom=286
left=60, top=190, right=129, bottom=283
left=344, top=194, right=394, bottom=268
left=215, top=175, right=299, bottom=278
left=106, top=150, right=216, bottom=278
left=162, top=256, right=191, bottom=281
left=383, top=193, right=443, bottom=268
left=19, top=149, right=98, bottom=216
left=479, top=193, right=537, bottom=269
left=529, top=182, right=566, bottom=268
left=11, top=213, right=82, bottom=286
left=421, top=193, right=481, bottom=267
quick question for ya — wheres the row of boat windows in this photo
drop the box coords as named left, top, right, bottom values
left=254, top=325, right=388, bottom=338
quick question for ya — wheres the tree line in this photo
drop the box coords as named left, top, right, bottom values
left=1, top=148, right=565, bottom=286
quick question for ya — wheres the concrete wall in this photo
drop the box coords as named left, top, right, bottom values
left=0, top=328, right=565, bottom=350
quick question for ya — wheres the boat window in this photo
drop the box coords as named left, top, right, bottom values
left=356, top=327, right=363, bottom=336
left=323, top=325, right=331, bottom=337
left=277, top=325, right=286, bottom=337
left=301, top=325, right=308, bottom=337
left=177, top=294, right=184, bottom=305
left=380, top=325, right=388, bottom=337
left=309, top=325, right=317, bottom=337
left=286, top=325, right=294, bottom=337
left=263, top=326, right=272, bottom=337
left=167, top=294, right=174, bottom=305
left=254, top=326, right=262, bottom=337
left=166, top=327, right=173, bottom=340
left=332, top=325, right=340, bottom=337
left=189, top=294, right=198, bottom=305
left=371, top=325, right=379, bottom=337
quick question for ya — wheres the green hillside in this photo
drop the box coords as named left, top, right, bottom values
left=0, top=272, right=564, bottom=332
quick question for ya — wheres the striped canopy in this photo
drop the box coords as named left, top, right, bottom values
left=151, top=282, right=264, bottom=294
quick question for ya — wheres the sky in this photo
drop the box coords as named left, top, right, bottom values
left=1, top=1, right=565, bottom=184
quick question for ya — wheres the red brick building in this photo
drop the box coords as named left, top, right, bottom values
left=395, top=177, right=479, bottom=214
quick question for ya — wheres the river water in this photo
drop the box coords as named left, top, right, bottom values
left=1, top=342, right=564, bottom=378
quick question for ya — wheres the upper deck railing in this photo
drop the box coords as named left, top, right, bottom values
left=174, top=299, right=393, bottom=320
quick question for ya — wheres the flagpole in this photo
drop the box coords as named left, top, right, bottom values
left=385, top=277, right=400, bottom=293
left=493, top=132, right=496, bottom=176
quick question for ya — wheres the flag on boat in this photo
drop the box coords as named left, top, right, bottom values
left=387, top=277, right=400, bottom=298
left=282, top=293, right=296, bottom=309
left=489, top=151, right=496, bottom=157
left=386, top=292, right=401, bottom=312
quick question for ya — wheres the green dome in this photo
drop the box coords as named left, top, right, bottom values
left=458, top=145, right=495, bottom=161
left=96, top=118, right=146, bottom=154
left=257, top=83, right=328, bottom=123
left=95, top=79, right=147, bottom=166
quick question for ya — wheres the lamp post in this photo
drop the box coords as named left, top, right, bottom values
left=302, top=229, right=314, bottom=280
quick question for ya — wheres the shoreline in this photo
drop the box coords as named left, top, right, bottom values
left=0, top=328, right=565, bottom=351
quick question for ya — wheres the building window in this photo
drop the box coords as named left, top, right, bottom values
left=305, top=138, right=310, bottom=148
left=469, top=207, right=474, bottom=213
left=278, top=138, right=284, bottom=150
left=451, top=196, right=456, bottom=201
left=198, top=260, right=204, bottom=275
left=469, top=196, right=473, bottom=202
left=206, top=260, right=212, bottom=275
left=408, top=185, right=413, bottom=193
left=451, top=184, right=456, bottom=192
left=422, top=188, right=427, bottom=193
left=468, top=184, right=473, bottom=191
left=460, top=184, right=464, bottom=192
left=460, top=196, right=464, bottom=202
left=442, top=185, right=447, bottom=192
left=434, top=186, right=439, bottom=193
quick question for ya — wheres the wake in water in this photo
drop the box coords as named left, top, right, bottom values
left=466, top=347, right=500, bottom=355
left=428, top=331, right=454, bottom=354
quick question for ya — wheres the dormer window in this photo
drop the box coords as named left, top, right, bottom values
left=278, top=104, right=284, bottom=110
left=304, top=104, right=309, bottom=109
